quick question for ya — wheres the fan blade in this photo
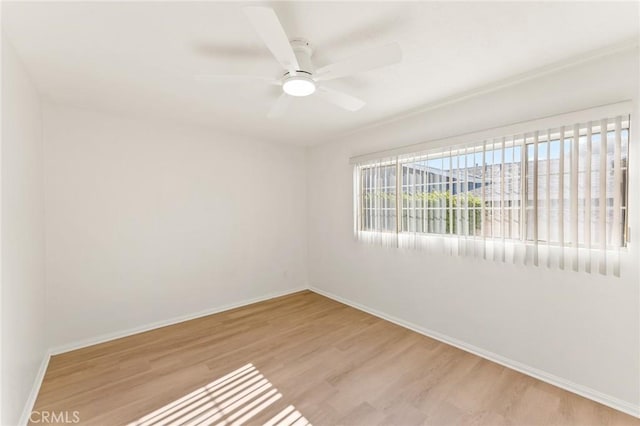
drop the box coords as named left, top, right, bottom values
left=195, top=74, right=281, bottom=85
left=314, top=42, right=402, bottom=81
left=316, top=86, right=365, bottom=111
left=243, top=7, right=299, bottom=73
left=267, top=93, right=292, bottom=119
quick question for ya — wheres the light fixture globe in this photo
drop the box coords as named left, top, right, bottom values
left=282, top=75, right=316, bottom=97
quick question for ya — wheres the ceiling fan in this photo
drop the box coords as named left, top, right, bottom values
left=196, top=7, right=402, bottom=118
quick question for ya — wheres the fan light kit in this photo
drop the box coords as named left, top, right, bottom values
left=282, top=74, right=316, bottom=97
left=196, top=7, right=402, bottom=118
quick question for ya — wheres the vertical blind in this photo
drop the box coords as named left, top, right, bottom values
left=354, top=112, right=630, bottom=276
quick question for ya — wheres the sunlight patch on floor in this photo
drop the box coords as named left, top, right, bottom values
left=263, top=405, right=311, bottom=426
left=128, top=363, right=311, bottom=426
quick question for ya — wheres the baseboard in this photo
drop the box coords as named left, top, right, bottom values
left=309, top=285, right=640, bottom=419
left=49, top=287, right=307, bottom=355
left=18, top=350, right=51, bottom=426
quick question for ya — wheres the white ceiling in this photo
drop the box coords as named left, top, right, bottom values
left=3, top=1, right=639, bottom=146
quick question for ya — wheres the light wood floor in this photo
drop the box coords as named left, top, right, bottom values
left=32, top=291, right=639, bottom=426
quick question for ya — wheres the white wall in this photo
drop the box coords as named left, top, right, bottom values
left=307, top=48, right=640, bottom=411
left=1, top=35, right=47, bottom=426
left=43, top=104, right=307, bottom=349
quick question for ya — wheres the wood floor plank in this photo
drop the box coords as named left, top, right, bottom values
left=30, top=291, right=639, bottom=425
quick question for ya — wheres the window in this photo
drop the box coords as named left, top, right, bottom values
left=353, top=107, right=630, bottom=275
